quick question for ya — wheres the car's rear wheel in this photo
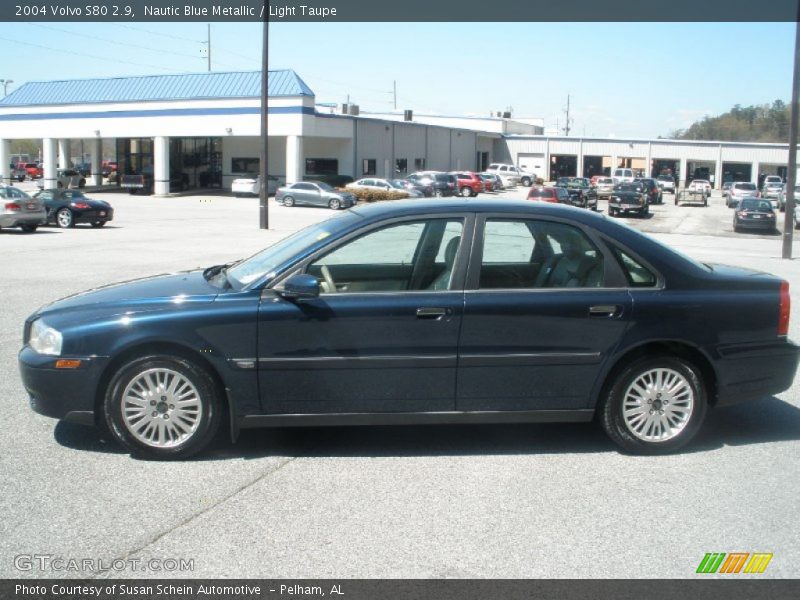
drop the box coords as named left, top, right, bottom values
left=283, top=195, right=295, bottom=207
left=435, top=189, right=443, bottom=198
left=329, top=197, right=341, bottom=210
left=521, top=177, right=532, bottom=187
left=460, top=186, right=472, bottom=198
left=104, top=355, right=222, bottom=460
left=600, top=355, right=707, bottom=454
left=56, top=208, right=74, bottom=228
left=20, top=224, right=38, bottom=233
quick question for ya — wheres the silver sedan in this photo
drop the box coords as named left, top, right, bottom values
left=275, top=181, right=357, bottom=210
left=0, top=185, right=47, bottom=232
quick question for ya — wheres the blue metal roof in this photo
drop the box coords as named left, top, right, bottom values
left=0, top=70, right=314, bottom=107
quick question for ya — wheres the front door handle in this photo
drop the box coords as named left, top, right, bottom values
left=416, top=307, right=449, bottom=320
left=589, top=304, right=622, bottom=318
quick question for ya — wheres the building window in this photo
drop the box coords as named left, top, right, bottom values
left=395, top=159, right=408, bottom=175
left=305, top=158, right=338, bottom=176
left=232, top=157, right=259, bottom=174
left=363, top=159, right=376, bottom=176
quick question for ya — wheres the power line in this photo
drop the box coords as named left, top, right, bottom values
left=0, top=35, right=182, bottom=73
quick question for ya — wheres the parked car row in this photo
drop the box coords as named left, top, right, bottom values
left=0, top=185, right=113, bottom=232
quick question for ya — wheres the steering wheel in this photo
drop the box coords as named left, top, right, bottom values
left=320, top=265, right=337, bottom=294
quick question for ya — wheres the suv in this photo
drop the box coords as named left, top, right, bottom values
left=726, top=182, right=759, bottom=208
left=407, top=172, right=456, bottom=197
left=762, top=175, right=784, bottom=203
left=452, top=171, right=484, bottom=197
left=555, top=177, right=598, bottom=209
left=23, top=163, right=43, bottom=179
left=612, top=168, right=635, bottom=184
left=636, top=178, right=663, bottom=205
left=527, top=186, right=570, bottom=204
left=487, top=163, right=531, bottom=187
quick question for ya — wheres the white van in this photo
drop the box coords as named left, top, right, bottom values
left=612, top=168, right=635, bottom=184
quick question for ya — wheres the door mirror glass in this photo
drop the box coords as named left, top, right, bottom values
left=280, top=274, right=320, bottom=300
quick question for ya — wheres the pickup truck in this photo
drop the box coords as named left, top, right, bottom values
left=121, top=172, right=188, bottom=195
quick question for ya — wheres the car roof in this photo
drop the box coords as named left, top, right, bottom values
left=349, top=198, right=594, bottom=221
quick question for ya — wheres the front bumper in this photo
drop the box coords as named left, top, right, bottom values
left=74, top=208, right=114, bottom=224
left=18, top=346, right=108, bottom=423
left=610, top=201, right=647, bottom=214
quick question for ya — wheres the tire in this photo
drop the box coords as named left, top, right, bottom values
left=91, top=221, right=106, bottom=228
left=56, top=208, right=74, bottom=228
left=104, top=355, right=222, bottom=460
left=460, top=186, right=472, bottom=198
left=20, top=224, right=38, bottom=233
left=328, top=197, right=342, bottom=210
left=79, top=178, right=86, bottom=188
left=599, top=355, right=707, bottom=454
left=283, top=195, right=295, bottom=207
left=521, top=177, right=532, bottom=187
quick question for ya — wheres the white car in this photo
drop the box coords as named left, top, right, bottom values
left=231, top=174, right=283, bottom=197
left=595, top=176, right=615, bottom=198
left=36, top=169, right=86, bottom=190
left=486, top=163, right=528, bottom=187
left=688, top=179, right=711, bottom=193
left=780, top=184, right=800, bottom=211
left=656, top=175, right=676, bottom=194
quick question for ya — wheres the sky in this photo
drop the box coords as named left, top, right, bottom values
left=0, top=21, right=794, bottom=138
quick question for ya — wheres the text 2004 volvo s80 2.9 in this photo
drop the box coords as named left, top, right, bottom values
left=19, top=200, right=799, bottom=459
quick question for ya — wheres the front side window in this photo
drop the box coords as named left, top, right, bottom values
left=479, top=220, right=604, bottom=289
left=307, top=219, right=464, bottom=293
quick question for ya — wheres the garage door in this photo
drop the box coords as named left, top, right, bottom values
left=517, top=153, right=545, bottom=180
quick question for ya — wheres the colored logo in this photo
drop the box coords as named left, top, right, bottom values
left=696, top=552, right=773, bottom=574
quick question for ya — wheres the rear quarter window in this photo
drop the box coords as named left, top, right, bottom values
left=611, top=246, right=657, bottom=287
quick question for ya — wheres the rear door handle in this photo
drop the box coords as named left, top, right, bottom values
left=416, top=307, right=449, bottom=320
left=589, top=304, right=622, bottom=318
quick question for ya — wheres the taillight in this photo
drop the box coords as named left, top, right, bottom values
left=5, top=202, right=21, bottom=211
left=779, top=280, right=790, bottom=336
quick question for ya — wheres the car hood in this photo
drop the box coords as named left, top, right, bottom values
left=36, top=270, right=220, bottom=318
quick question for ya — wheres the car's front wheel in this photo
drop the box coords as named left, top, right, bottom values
left=104, top=355, right=222, bottom=460
left=56, top=208, right=74, bottom=228
left=460, top=186, right=472, bottom=197
left=329, top=197, right=341, bottom=210
left=282, top=195, right=295, bottom=207
left=599, top=355, right=707, bottom=454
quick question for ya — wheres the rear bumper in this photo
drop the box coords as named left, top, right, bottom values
left=18, top=346, right=108, bottom=423
left=714, top=339, right=800, bottom=406
left=0, top=211, right=47, bottom=227
left=735, top=218, right=776, bottom=230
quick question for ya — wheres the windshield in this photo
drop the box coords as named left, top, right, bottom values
left=736, top=183, right=756, bottom=190
left=316, top=182, right=335, bottom=192
left=616, top=183, right=641, bottom=192
left=741, top=199, right=772, bottom=211
left=226, top=211, right=361, bottom=289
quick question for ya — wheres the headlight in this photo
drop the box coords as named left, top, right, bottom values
left=29, top=319, right=63, bottom=356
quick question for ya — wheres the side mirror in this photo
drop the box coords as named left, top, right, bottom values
left=279, top=274, right=320, bottom=300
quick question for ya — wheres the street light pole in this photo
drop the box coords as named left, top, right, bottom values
left=259, top=16, right=269, bottom=229
left=782, top=9, right=800, bottom=259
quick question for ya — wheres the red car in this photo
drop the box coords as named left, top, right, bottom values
left=23, top=163, right=43, bottom=179
left=452, top=171, right=484, bottom=197
left=528, top=186, right=570, bottom=203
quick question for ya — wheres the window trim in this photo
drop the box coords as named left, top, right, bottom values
left=267, top=213, right=476, bottom=296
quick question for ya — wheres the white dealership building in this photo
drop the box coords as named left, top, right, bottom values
left=0, top=69, right=794, bottom=194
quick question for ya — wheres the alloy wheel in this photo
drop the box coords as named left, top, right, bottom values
left=621, top=368, right=694, bottom=442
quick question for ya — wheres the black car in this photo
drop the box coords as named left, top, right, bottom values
left=393, top=178, right=433, bottom=197
left=555, top=177, right=598, bottom=209
left=636, top=178, right=663, bottom=205
left=74, top=163, right=92, bottom=178
left=34, top=189, right=114, bottom=228
left=609, top=182, right=649, bottom=217
left=407, top=172, right=455, bottom=197
left=733, top=198, right=777, bottom=233
left=18, top=199, right=799, bottom=459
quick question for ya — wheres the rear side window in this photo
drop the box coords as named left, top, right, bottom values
left=611, top=246, right=657, bottom=288
left=529, top=189, right=553, bottom=198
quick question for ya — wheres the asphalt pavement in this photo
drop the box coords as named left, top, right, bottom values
left=1, top=185, right=799, bottom=579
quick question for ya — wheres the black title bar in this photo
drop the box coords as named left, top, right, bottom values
left=1, top=0, right=799, bottom=22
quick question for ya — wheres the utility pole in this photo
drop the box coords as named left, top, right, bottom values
left=782, top=8, right=800, bottom=259
left=259, top=17, right=269, bottom=229
left=564, top=94, right=572, bottom=136
left=393, top=80, right=397, bottom=110
left=206, top=24, right=211, bottom=71
left=0, top=79, right=13, bottom=97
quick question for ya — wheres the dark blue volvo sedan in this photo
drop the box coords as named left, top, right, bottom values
left=19, top=200, right=799, bottom=459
